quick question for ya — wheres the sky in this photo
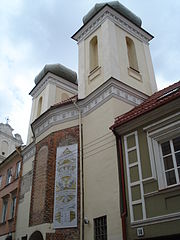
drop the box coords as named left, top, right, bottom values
left=0, top=0, right=180, bottom=144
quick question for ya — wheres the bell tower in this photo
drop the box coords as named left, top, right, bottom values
left=72, top=1, right=157, bottom=99
left=26, top=64, right=78, bottom=144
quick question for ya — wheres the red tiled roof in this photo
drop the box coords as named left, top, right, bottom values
left=110, top=81, right=180, bottom=130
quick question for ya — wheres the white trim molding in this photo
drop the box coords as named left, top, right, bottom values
left=73, top=5, right=153, bottom=44
left=144, top=112, right=180, bottom=190
left=124, top=131, right=146, bottom=223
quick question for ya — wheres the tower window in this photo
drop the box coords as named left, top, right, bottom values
left=37, top=96, right=43, bottom=117
left=126, top=37, right=139, bottom=72
left=89, top=36, right=99, bottom=72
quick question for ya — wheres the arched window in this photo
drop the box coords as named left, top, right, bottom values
left=126, top=37, right=139, bottom=72
left=89, top=36, right=98, bottom=72
left=61, top=93, right=69, bottom=101
left=37, top=96, right=43, bottom=117
left=1, top=141, right=8, bottom=156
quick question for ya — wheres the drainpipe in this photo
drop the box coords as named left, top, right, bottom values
left=73, top=99, right=84, bottom=240
left=15, top=146, right=23, bottom=240
left=113, top=131, right=127, bottom=240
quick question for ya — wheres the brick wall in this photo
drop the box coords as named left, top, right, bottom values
left=29, top=126, right=80, bottom=239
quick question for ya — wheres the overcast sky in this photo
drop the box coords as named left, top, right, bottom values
left=0, top=0, right=180, bottom=143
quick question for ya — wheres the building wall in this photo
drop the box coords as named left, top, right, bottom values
left=16, top=126, right=80, bottom=240
left=82, top=98, right=133, bottom=240
left=122, top=111, right=180, bottom=239
left=0, top=152, right=22, bottom=239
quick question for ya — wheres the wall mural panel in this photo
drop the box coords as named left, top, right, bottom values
left=53, top=143, right=78, bottom=228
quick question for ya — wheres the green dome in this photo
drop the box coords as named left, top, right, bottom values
left=34, top=63, right=77, bottom=85
left=83, top=1, right=142, bottom=27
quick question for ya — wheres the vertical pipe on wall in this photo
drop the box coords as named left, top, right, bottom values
left=113, top=131, right=127, bottom=240
left=73, top=99, right=84, bottom=240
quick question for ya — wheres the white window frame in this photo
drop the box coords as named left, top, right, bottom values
left=15, top=161, right=21, bottom=178
left=6, top=168, right=12, bottom=185
left=2, top=199, right=8, bottom=223
left=160, top=137, right=180, bottom=187
left=144, top=113, right=180, bottom=190
left=10, top=196, right=17, bottom=219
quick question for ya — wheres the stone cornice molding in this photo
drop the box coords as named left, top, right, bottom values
left=22, top=141, right=36, bottom=163
left=30, top=72, right=78, bottom=98
left=72, top=5, right=153, bottom=44
left=32, top=78, right=148, bottom=138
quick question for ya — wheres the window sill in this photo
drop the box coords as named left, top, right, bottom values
left=128, top=67, right=142, bottom=81
left=88, top=66, right=101, bottom=81
left=159, top=184, right=180, bottom=194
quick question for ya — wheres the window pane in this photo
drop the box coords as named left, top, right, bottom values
left=161, top=141, right=171, bottom=155
left=173, top=136, right=180, bottom=152
left=163, top=155, right=174, bottom=170
left=176, top=152, right=180, bottom=167
left=178, top=168, right=180, bottom=179
left=166, top=170, right=176, bottom=186
left=94, top=216, right=107, bottom=240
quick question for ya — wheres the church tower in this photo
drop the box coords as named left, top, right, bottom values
left=72, top=1, right=157, bottom=99
left=26, top=64, right=78, bottom=144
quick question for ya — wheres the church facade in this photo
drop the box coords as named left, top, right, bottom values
left=7, top=1, right=177, bottom=240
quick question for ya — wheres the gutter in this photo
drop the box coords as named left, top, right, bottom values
left=113, top=130, right=127, bottom=240
left=14, top=147, right=23, bottom=240
left=72, top=99, right=84, bottom=240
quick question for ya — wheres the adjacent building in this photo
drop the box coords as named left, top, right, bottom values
left=110, top=81, right=180, bottom=239
left=0, top=123, right=22, bottom=163
left=0, top=123, right=23, bottom=240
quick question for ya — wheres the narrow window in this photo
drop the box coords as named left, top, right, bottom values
left=6, top=168, right=12, bottom=185
left=90, top=36, right=98, bottom=72
left=94, top=215, right=107, bottom=240
left=15, top=161, right=21, bottom=178
left=10, top=196, right=17, bottom=218
left=126, top=37, right=139, bottom=72
left=161, top=136, right=180, bottom=187
left=37, top=96, right=43, bottom=117
left=2, top=199, right=8, bottom=223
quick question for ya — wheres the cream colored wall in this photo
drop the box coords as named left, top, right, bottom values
left=78, top=19, right=157, bottom=99
left=27, top=83, right=75, bottom=145
left=16, top=156, right=34, bottom=239
left=55, top=87, right=74, bottom=104
left=116, top=28, right=157, bottom=95
left=83, top=98, right=133, bottom=240
left=15, top=154, right=56, bottom=240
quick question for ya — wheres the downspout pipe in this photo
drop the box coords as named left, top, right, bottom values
left=15, top=147, right=23, bottom=240
left=113, top=130, right=127, bottom=240
left=73, top=99, right=84, bottom=240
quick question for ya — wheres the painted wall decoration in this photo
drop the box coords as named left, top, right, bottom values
left=53, top=143, right=78, bottom=228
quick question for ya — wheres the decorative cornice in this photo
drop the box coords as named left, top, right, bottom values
left=32, top=78, right=148, bottom=138
left=72, top=5, right=153, bottom=44
left=30, top=72, right=78, bottom=98
left=22, top=142, right=36, bottom=163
